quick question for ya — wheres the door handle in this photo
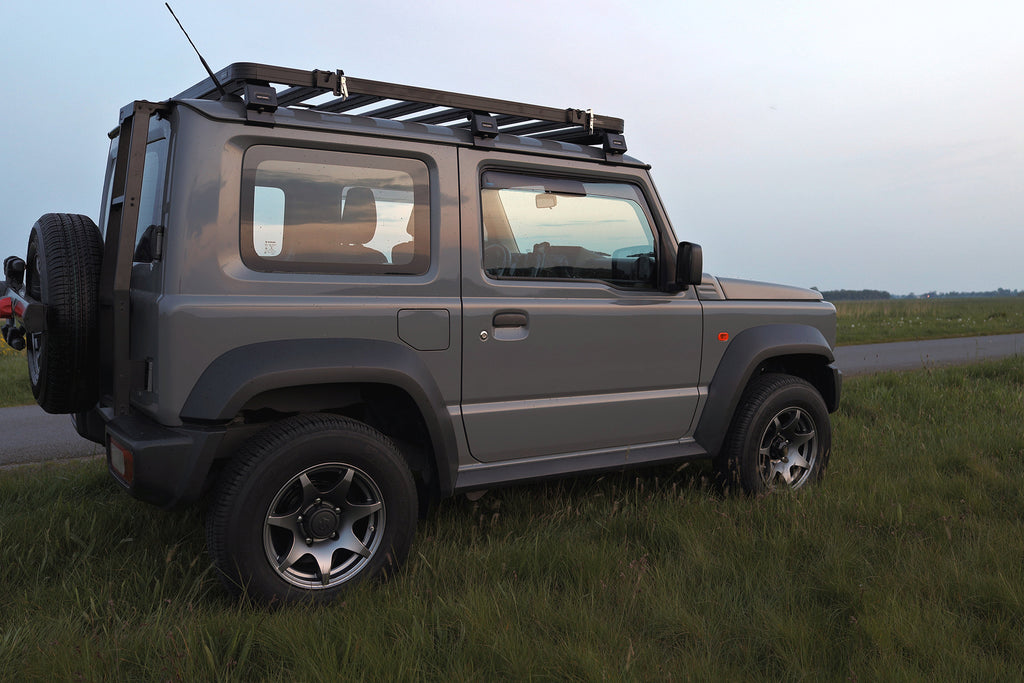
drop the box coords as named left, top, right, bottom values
left=493, top=312, right=528, bottom=328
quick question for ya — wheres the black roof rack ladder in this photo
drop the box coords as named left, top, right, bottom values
left=99, top=100, right=168, bottom=417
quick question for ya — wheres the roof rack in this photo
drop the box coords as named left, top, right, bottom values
left=174, top=63, right=626, bottom=150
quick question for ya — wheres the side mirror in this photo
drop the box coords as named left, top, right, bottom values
left=675, top=241, right=703, bottom=288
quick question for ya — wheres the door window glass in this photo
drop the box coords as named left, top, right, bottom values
left=481, top=172, right=657, bottom=288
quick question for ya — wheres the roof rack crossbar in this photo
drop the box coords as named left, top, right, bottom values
left=494, top=114, right=532, bottom=126
left=313, top=94, right=384, bottom=113
left=406, top=108, right=471, bottom=125
left=275, top=85, right=328, bottom=107
left=500, top=120, right=576, bottom=136
left=359, top=100, right=437, bottom=119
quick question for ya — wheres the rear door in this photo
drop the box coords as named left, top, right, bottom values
left=458, top=151, right=703, bottom=462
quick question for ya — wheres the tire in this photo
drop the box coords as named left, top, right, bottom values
left=207, top=414, right=418, bottom=604
left=24, top=213, right=104, bottom=414
left=716, top=374, right=831, bottom=494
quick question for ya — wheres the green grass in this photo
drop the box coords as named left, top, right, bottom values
left=2, top=358, right=1023, bottom=679
left=0, top=347, right=33, bottom=408
left=836, top=296, right=1024, bottom=345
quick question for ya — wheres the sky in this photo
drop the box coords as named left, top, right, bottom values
left=0, top=0, right=1021, bottom=295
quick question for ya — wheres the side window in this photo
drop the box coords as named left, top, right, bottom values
left=481, top=171, right=658, bottom=288
left=133, top=137, right=168, bottom=262
left=241, top=146, right=429, bottom=274
left=131, top=116, right=171, bottom=263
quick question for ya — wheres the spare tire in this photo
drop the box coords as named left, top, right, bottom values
left=24, top=213, right=104, bottom=414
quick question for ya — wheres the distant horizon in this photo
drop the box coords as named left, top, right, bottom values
left=815, top=286, right=1022, bottom=300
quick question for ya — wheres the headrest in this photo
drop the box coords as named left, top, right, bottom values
left=338, top=187, right=377, bottom=245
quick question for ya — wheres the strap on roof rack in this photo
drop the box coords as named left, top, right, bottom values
left=337, top=70, right=348, bottom=100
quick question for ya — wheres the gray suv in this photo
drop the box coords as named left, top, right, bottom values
left=0, top=63, right=840, bottom=603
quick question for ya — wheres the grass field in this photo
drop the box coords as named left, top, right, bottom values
left=0, top=344, right=32, bottom=408
left=1, top=357, right=1022, bottom=679
left=835, top=296, right=1024, bottom=345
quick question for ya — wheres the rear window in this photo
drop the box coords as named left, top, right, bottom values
left=241, top=146, right=429, bottom=274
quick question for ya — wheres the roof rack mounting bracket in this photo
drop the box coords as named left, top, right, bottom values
left=470, top=112, right=499, bottom=145
left=603, top=132, right=627, bottom=162
left=243, top=83, right=279, bottom=126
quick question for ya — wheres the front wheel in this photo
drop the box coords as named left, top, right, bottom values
left=716, top=374, right=831, bottom=494
left=206, top=414, right=417, bottom=604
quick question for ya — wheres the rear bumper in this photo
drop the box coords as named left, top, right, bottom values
left=102, top=411, right=225, bottom=507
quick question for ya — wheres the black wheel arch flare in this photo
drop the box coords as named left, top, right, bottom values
left=694, top=324, right=841, bottom=458
left=180, top=338, right=460, bottom=496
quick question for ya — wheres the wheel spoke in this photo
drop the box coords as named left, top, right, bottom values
left=778, top=453, right=810, bottom=485
left=276, top=540, right=309, bottom=573
left=321, top=467, right=355, bottom=508
left=776, top=410, right=801, bottom=436
left=297, top=472, right=322, bottom=506
left=345, top=501, right=383, bottom=523
left=788, top=428, right=815, bottom=449
left=337, top=526, right=372, bottom=558
left=789, top=453, right=810, bottom=472
left=267, top=511, right=302, bottom=535
left=311, top=545, right=336, bottom=586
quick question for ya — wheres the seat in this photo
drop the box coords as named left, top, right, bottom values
left=336, top=187, right=387, bottom=264
left=390, top=211, right=416, bottom=265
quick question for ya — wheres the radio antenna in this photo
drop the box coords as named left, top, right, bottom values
left=165, top=3, right=228, bottom=99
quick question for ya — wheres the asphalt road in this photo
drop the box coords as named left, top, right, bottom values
left=2, top=332, right=1023, bottom=467
left=0, top=404, right=103, bottom=466
left=833, top=332, right=1024, bottom=375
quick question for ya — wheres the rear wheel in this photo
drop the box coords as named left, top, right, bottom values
left=24, top=213, right=104, bottom=414
left=207, top=414, right=417, bottom=604
left=716, top=374, right=831, bottom=494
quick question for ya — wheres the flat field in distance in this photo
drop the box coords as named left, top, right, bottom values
left=1, top=358, right=1022, bottom=679
left=836, top=296, right=1024, bottom=345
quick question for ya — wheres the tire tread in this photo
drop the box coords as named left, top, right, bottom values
left=27, top=213, right=103, bottom=413
left=715, top=373, right=830, bottom=494
left=206, top=413, right=416, bottom=603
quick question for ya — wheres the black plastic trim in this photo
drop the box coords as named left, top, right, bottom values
left=455, top=440, right=707, bottom=492
left=72, top=407, right=106, bottom=445
left=180, top=339, right=459, bottom=496
left=694, top=324, right=837, bottom=458
left=106, top=414, right=225, bottom=508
